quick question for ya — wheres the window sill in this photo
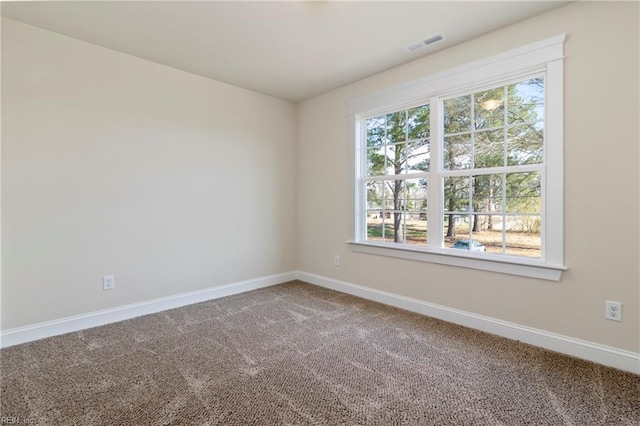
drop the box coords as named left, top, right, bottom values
left=347, top=241, right=566, bottom=281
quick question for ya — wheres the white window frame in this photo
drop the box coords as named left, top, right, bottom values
left=349, top=35, right=566, bottom=281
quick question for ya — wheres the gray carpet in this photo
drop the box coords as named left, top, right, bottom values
left=1, top=280, right=639, bottom=425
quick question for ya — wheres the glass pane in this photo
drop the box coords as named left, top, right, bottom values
left=402, top=211, right=428, bottom=246
left=404, top=139, right=430, bottom=172
left=366, top=212, right=384, bottom=242
left=453, top=216, right=490, bottom=254
left=474, top=129, right=505, bottom=168
left=407, top=105, right=430, bottom=140
left=452, top=235, right=487, bottom=253
left=443, top=177, right=470, bottom=213
left=471, top=214, right=503, bottom=255
left=508, top=77, right=544, bottom=124
left=366, top=181, right=385, bottom=210
left=472, top=174, right=503, bottom=213
left=383, top=211, right=405, bottom=243
left=444, top=95, right=471, bottom=134
left=507, top=122, right=543, bottom=165
left=365, top=212, right=403, bottom=243
left=383, top=192, right=394, bottom=210
left=446, top=215, right=497, bottom=255
left=382, top=220, right=397, bottom=242
left=386, top=111, right=407, bottom=143
left=443, top=134, right=471, bottom=170
left=404, top=178, right=428, bottom=211
left=443, top=214, right=470, bottom=246
left=380, top=179, right=406, bottom=211
left=366, top=146, right=386, bottom=176
left=385, top=144, right=405, bottom=175
left=505, top=215, right=542, bottom=258
left=506, top=172, right=541, bottom=213
left=475, top=87, right=505, bottom=129
left=366, top=116, right=386, bottom=148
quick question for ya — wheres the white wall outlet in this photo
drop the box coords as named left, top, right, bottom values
left=334, top=255, right=340, bottom=266
left=103, top=275, right=115, bottom=290
left=605, top=300, right=622, bottom=321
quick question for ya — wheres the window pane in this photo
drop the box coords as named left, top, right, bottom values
left=443, top=134, right=471, bottom=170
left=404, top=178, right=428, bottom=211
left=366, top=212, right=384, bottom=242
left=507, top=122, right=543, bottom=165
left=401, top=211, right=428, bottom=246
left=505, top=215, right=542, bottom=258
left=366, top=181, right=385, bottom=210
left=367, top=215, right=395, bottom=242
left=404, top=139, right=430, bottom=172
left=444, top=95, right=471, bottom=134
left=366, top=116, right=386, bottom=148
left=377, top=211, right=404, bottom=243
left=407, top=105, right=430, bottom=140
left=475, top=87, right=505, bottom=129
left=367, top=179, right=429, bottom=245
left=506, top=172, right=541, bottom=213
left=443, top=214, right=470, bottom=245
left=472, top=174, right=503, bottom=213
left=404, top=178, right=428, bottom=245
left=474, top=129, right=505, bottom=168
left=471, top=214, right=503, bottom=255
left=386, top=111, right=407, bottom=143
left=366, top=146, right=386, bottom=176
left=378, top=179, right=406, bottom=211
left=445, top=214, right=502, bottom=255
left=508, top=77, right=544, bottom=124
left=385, top=144, right=404, bottom=175
left=443, top=177, right=470, bottom=213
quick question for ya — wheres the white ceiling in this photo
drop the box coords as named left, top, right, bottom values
left=1, top=1, right=569, bottom=102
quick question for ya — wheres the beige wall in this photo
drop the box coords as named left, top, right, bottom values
left=2, top=2, right=639, bottom=356
left=297, top=1, right=640, bottom=353
left=1, top=18, right=297, bottom=329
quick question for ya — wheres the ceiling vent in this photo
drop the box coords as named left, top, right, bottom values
left=404, top=34, right=444, bottom=52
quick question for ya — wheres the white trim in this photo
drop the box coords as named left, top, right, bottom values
left=544, top=58, right=564, bottom=263
left=352, top=113, right=364, bottom=241
left=0, top=271, right=296, bottom=348
left=348, top=241, right=565, bottom=281
left=349, top=34, right=566, bottom=115
left=296, top=271, right=640, bottom=375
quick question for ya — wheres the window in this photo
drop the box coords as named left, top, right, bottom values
left=364, top=104, right=430, bottom=245
left=350, top=35, right=566, bottom=280
left=441, top=76, right=544, bottom=258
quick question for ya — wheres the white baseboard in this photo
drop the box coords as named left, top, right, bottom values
left=296, top=271, right=640, bottom=375
left=0, top=271, right=296, bottom=348
left=3, top=270, right=638, bottom=375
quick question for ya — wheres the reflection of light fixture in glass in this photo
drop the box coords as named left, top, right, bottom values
left=480, top=99, right=503, bottom=111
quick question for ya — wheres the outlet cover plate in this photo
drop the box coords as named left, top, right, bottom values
left=605, top=300, right=622, bottom=321
left=103, top=275, right=115, bottom=290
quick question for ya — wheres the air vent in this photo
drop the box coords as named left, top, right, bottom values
left=404, top=33, right=444, bottom=53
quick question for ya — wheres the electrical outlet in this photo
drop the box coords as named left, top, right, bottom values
left=334, top=255, right=340, bottom=266
left=605, top=300, right=622, bottom=322
left=103, top=275, right=115, bottom=290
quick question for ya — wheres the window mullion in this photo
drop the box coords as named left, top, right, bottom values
left=469, top=94, right=475, bottom=243
left=356, top=115, right=365, bottom=241
left=428, top=97, right=442, bottom=250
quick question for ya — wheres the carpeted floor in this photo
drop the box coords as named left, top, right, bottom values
left=1, top=280, right=639, bottom=425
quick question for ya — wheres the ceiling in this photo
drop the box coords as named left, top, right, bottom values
left=1, top=1, right=569, bottom=102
